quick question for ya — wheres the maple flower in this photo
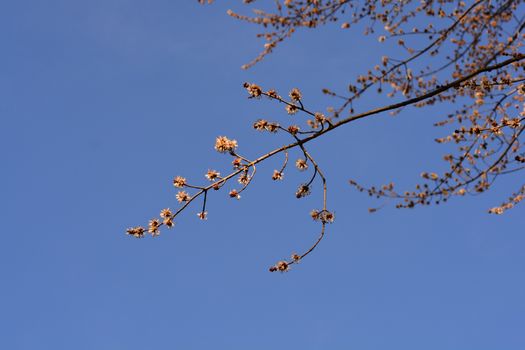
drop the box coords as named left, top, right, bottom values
left=176, top=191, right=191, bottom=203
left=173, top=176, right=187, bottom=188
left=244, top=82, right=262, bottom=97
left=214, top=136, right=238, bottom=153
left=276, top=261, right=289, bottom=272
left=160, top=208, right=172, bottom=218
left=205, top=170, right=220, bottom=181
left=289, top=88, right=302, bottom=101
left=232, top=157, right=242, bottom=168
left=295, top=158, right=308, bottom=171
left=253, top=119, right=268, bottom=131
left=229, top=189, right=241, bottom=199
left=163, top=217, right=174, bottom=228
left=310, top=209, right=320, bottom=221
left=238, top=173, right=250, bottom=185
left=320, top=211, right=335, bottom=223
left=126, top=226, right=145, bottom=238
left=286, top=104, right=298, bottom=115
left=296, top=184, right=310, bottom=198
left=148, top=219, right=160, bottom=236
left=272, top=170, right=283, bottom=180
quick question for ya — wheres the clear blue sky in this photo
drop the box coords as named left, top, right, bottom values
left=2, top=1, right=524, bottom=349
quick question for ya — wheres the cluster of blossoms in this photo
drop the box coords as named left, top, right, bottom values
left=272, top=170, right=283, bottom=180
left=286, top=104, right=298, bottom=115
left=205, top=170, right=220, bottom=181
left=287, top=125, right=300, bottom=135
left=232, top=157, right=242, bottom=168
left=214, top=136, right=238, bottom=153
left=148, top=219, right=160, bottom=236
left=420, top=172, right=440, bottom=181
left=253, top=119, right=279, bottom=133
left=310, top=210, right=335, bottom=224
left=243, top=82, right=262, bottom=98
left=289, top=88, right=302, bottom=101
left=269, top=260, right=290, bottom=273
left=266, top=89, right=280, bottom=99
left=173, top=176, right=186, bottom=188
left=160, top=209, right=174, bottom=228
left=176, top=191, right=190, bottom=203
left=238, top=173, right=250, bottom=185
left=126, top=226, right=145, bottom=238
left=295, top=184, right=311, bottom=198
left=295, top=158, right=308, bottom=171
left=228, top=189, right=241, bottom=199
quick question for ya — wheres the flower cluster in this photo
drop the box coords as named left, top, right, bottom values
left=176, top=191, right=191, bottom=203
left=289, top=88, right=302, bottom=101
left=126, top=226, right=145, bottom=238
left=286, top=104, right=298, bottom=115
left=148, top=219, right=160, bottom=236
left=173, top=176, right=186, bottom=188
left=272, top=170, right=283, bottom=180
left=214, top=136, right=238, bottom=153
left=205, top=170, right=220, bottom=181
left=310, top=210, right=335, bottom=224
left=295, top=158, right=308, bottom=171
left=296, top=184, right=311, bottom=198
left=229, top=189, right=241, bottom=199
left=253, top=119, right=279, bottom=133
left=243, top=82, right=262, bottom=97
left=269, top=260, right=289, bottom=272
left=160, top=208, right=174, bottom=228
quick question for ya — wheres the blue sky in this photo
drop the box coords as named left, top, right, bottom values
left=2, top=1, right=524, bottom=349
